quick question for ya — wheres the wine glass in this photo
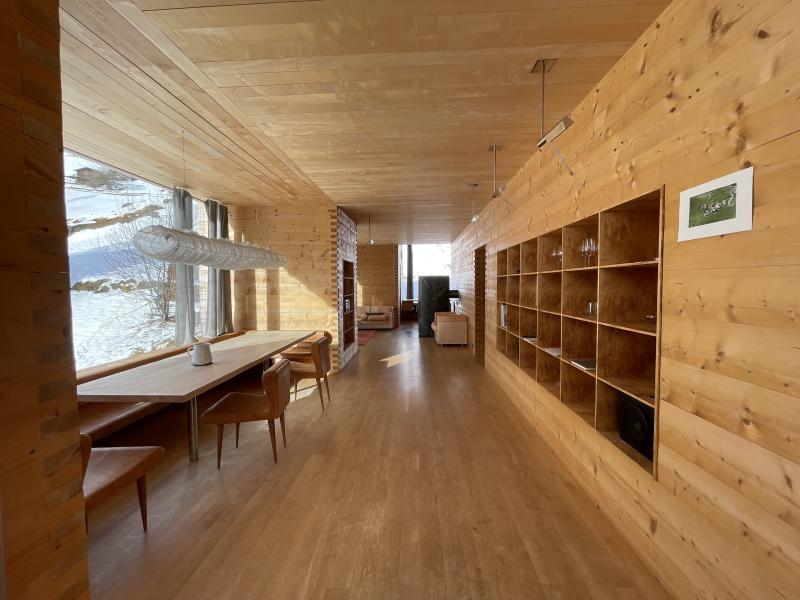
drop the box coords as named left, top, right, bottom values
left=580, top=238, right=591, bottom=267
left=551, top=245, right=563, bottom=268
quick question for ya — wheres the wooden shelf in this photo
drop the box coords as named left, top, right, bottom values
left=520, top=274, right=537, bottom=308
left=600, top=430, right=653, bottom=472
left=507, top=245, right=521, bottom=276
left=494, top=188, right=663, bottom=475
left=562, top=363, right=596, bottom=427
left=538, top=272, right=561, bottom=313
left=597, top=375, right=656, bottom=407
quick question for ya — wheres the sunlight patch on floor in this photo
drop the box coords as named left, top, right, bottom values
left=380, top=350, right=414, bottom=368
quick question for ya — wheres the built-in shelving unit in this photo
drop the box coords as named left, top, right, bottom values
left=342, top=260, right=356, bottom=348
left=495, top=190, right=664, bottom=475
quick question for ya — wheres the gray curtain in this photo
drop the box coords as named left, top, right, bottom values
left=173, top=187, right=196, bottom=345
left=205, top=199, right=233, bottom=337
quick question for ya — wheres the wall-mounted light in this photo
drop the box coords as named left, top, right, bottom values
left=488, top=144, right=504, bottom=198
left=470, top=183, right=479, bottom=223
left=531, top=58, right=575, bottom=176
left=367, top=215, right=375, bottom=245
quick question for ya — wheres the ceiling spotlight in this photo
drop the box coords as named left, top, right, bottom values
left=488, top=144, right=504, bottom=198
left=537, top=116, right=573, bottom=149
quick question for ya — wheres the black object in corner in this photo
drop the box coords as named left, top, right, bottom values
left=418, top=276, right=450, bottom=337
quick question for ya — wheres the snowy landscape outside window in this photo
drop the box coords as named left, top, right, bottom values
left=65, top=151, right=208, bottom=370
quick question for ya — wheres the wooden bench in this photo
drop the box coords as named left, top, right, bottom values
left=78, top=332, right=245, bottom=440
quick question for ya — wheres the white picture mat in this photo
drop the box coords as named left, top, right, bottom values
left=678, top=166, right=753, bottom=241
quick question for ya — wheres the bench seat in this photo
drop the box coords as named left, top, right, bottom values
left=79, top=402, right=166, bottom=440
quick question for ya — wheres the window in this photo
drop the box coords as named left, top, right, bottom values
left=65, top=151, right=207, bottom=370
left=399, top=244, right=452, bottom=300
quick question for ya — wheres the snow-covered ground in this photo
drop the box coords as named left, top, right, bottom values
left=70, top=290, right=174, bottom=370
left=65, top=151, right=178, bottom=370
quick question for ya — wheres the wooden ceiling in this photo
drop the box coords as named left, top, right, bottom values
left=60, top=0, right=668, bottom=243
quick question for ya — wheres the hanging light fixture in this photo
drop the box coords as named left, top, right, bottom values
left=488, top=144, right=504, bottom=198
left=133, top=224, right=287, bottom=270
left=532, top=58, right=574, bottom=175
left=470, top=183, right=479, bottom=223
left=367, top=215, right=375, bottom=245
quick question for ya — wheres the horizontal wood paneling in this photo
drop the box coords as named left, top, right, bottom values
left=356, top=244, right=399, bottom=317
left=62, top=0, right=667, bottom=243
left=0, top=1, right=89, bottom=597
left=451, top=1, right=800, bottom=598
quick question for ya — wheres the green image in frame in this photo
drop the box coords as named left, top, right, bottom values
left=688, top=182, right=737, bottom=227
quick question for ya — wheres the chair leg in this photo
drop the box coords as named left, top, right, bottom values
left=324, top=374, right=332, bottom=404
left=316, top=378, right=325, bottom=411
left=216, top=424, right=224, bottom=469
left=267, top=419, right=278, bottom=464
left=136, top=476, right=148, bottom=531
left=294, top=380, right=298, bottom=402
left=235, top=423, right=240, bottom=448
left=279, top=412, right=287, bottom=448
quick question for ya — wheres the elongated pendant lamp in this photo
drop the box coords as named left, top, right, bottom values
left=133, top=225, right=287, bottom=270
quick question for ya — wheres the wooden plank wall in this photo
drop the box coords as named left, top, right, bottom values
left=0, top=2, right=89, bottom=598
left=450, top=1, right=800, bottom=599
left=334, top=209, right=358, bottom=370
left=451, top=241, right=476, bottom=353
left=228, top=205, right=358, bottom=372
left=356, top=244, right=399, bottom=324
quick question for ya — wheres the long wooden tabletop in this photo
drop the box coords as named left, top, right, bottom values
left=77, top=330, right=314, bottom=403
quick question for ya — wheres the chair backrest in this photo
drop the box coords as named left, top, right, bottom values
left=79, top=434, right=92, bottom=482
left=262, top=358, right=291, bottom=414
left=309, top=335, right=331, bottom=376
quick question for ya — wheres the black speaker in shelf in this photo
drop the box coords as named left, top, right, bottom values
left=619, top=396, right=654, bottom=460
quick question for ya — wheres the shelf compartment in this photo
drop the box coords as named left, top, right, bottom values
left=496, top=327, right=506, bottom=353
left=561, top=363, right=596, bottom=427
left=519, top=308, right=537, bottom=341
left=507, top=245, right=521, bottom=275
left=520, top=337, right=536, bottom=376
left=537, top=230, right=563, bottom=272
left=520, top=274, right=537, bottom=308
left=598, top=192, right=661, bottom=266
left=506, top=305, right=520, bottom=335
left=597, top=325, right=656, bottom=405
left=506, top=275, right=520, bottom=305
left=521, top=239, right=538, bottom=273
left=596, top=381, right=654, bottom=471
left=497, top=249, right=508, bottom=276
left=598, top=265, right=658, bottom=334
left=562, top=317, right=596, bottom=366
left=536, top=311, right=561, bottom=350
left=562, top=270, right=598, bottom=321
left=538, top=272, right=562, bottom=313
left=563, top=215, right=599, bottom=270
left=506, top=333, right=520, bottom=363
left=536, top=349, right=561, bottom=398
left=497, top=277, right=507, bottom=303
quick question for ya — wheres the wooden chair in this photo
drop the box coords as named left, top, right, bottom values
left=283, top=336, right=332, bottom=410
left=201, top=358, right=291, bottom=467
left=79, top=434, right=164, bottom=531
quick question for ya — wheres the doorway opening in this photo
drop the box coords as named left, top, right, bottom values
left=474, top=245, right=486, bottom=365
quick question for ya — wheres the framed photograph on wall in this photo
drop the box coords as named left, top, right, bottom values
left=678, top=166, right=753, bottom=241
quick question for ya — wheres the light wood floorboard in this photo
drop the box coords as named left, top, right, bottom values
left=87, top=325, right=672, bottom=600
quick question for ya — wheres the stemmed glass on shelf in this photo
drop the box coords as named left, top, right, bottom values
left=580, top=237, right=598, bottom=267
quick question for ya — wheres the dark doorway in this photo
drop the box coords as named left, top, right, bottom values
left=474, top=245, right=486, bottom=366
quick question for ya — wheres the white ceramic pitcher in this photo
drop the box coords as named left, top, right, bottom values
left=187, top=342, right=213, bottom=366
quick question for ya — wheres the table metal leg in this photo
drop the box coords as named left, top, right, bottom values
left=187, top=397, right=199, bottom=462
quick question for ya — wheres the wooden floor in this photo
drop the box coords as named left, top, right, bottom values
left=88, top=325, right=672, bottom=600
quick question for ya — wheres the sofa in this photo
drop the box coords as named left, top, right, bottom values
left=432, top=312, right=468, bottom=346
left=357, top=306, right=395, bottom=330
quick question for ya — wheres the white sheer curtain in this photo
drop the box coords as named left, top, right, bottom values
left=173, top=187, right=196, bottom=345
left=205, top=199, right=233, bottom=337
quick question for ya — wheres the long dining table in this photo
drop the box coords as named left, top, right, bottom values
left=77, top=330, right=315, bottom=461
